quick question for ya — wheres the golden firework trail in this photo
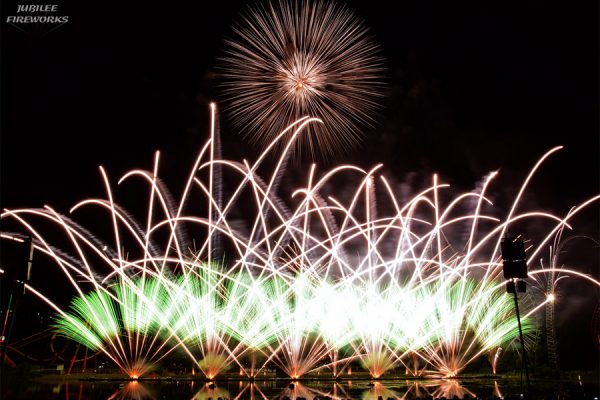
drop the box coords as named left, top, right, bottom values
left=1, top=105, right=598, bottom=379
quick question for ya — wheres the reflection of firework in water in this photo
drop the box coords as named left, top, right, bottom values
left=2, top=106, right=599, bottom=379
left=432, top=380, right=476, bottom=399
left=191, top=383, right=230, bottom=400
left=107, top=380, right=495, bottom=400
left=220, top=0, right=385, bottom=159
left=361, top=381, right=399, bottom=400
left=107, top=381, right=157, bottom=400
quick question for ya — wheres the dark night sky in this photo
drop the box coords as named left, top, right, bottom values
left=1, top=1, right=599, bottom=369
left=1, top=1, right=598, bottom=209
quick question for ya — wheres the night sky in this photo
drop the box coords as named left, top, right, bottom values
left=2, top=1, right=599, bottom=369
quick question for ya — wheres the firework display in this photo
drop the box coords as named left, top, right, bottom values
left=220, top=0, right=385, bottom=159
left=2, top=106, right=598, bottom=379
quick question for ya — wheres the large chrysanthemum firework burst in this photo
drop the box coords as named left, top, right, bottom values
left=220, top=0, right=385, bottom=159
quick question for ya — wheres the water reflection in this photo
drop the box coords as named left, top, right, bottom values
left=108, top=380, right=481, bottom=400
left=192, top=382, right=230, bottom=400
left=361, top=381, right=399, bottom=400
left=430, top=380, right=475, bottom=399
left=280, top=382, right=319, bottom=399
left=107, top=381, right=157, bottom=400
left=46, top=378, right=595, bottom=400
left=493, top=381, right=504, bottom=399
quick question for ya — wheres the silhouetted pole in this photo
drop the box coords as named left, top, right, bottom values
left=511, top=278, right=531, bottom=393
left=1, top=237, right=34, bottom=386
left=501, top=236, right=531, bottom=394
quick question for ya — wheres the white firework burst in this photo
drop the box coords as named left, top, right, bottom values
left=219, top=0, right=386, bottom=159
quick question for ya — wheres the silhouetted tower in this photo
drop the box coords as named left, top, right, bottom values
left=592, top=301, right=600, bottom=351
left=545, top=280, right=559, bottom=370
